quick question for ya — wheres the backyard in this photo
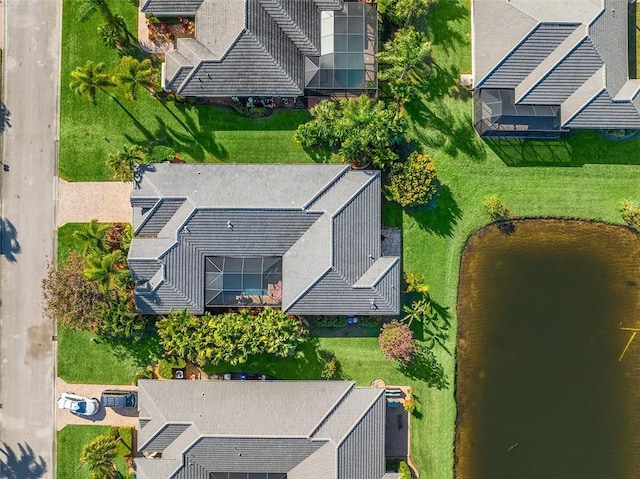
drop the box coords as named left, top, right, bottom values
left=56, top=0, right=640, bottom=478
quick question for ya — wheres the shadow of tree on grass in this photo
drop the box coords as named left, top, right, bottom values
left=407, top=184, right=462, bottom=237
left=399, top=344, right=449, bottom=390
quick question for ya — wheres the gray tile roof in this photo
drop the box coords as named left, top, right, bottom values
left=144, top=0, right=362, bottom=97
left=141, top=0, right=204, bottom=16
left=128, top=163, right=400, bottom=316
left=473, top=0, right=640, bottom=135
left=134, top=380, right=385, bottom=479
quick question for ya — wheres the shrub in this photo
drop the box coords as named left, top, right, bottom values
left=398, top=460, right=412, bottom=479
left=402, top=397, right=416, bottom=415
left=313, top=316, right=348, bottom=328
left=157, top=308, right=306, bottom=367
left=404, top=271, right=429, bottom=294
left=42, top=252, right=106, bottom=331
left=483, top=194, right=511, bottom=221
left=157, top=356, right=186, bottom=379
left=387, top=152, right=438, bottom=208
left=147, top=145, right=176, bottom=163
left=320, top=351, right=339, bottom=379
left=378, top=321, right=416, bottom=364
left=132, top=367, right=154, bottom=385
left=621, top=199, right=640, bottom=231
left=358, top=316, right=383, bottom=328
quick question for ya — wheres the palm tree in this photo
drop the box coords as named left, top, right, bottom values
left=84, top=250, right=127, bottom=293
left=377, top=27, right=432, bottom=104
left=114, top=57, right=155, bottom=101
left=107, top=144, right=146, bottom=181
left=98, top=296, right=143, bottom=339
left=73, top=219, right=109, bottom=255
left=79, top=434, right=118, bottom=479
left=69, top=61, right=115, bottom=105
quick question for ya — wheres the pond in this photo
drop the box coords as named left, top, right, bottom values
left=456, top=220, right=640, bottom=478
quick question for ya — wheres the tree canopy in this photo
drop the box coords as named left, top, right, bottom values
left=295, top=95, right=406, bottom=169
left=157, top=308, right=306, bottom=366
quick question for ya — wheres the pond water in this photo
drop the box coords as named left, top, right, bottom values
left=456, top=220, right=640, bottom=479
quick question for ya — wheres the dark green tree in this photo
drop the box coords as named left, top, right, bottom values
left=295, top=95, right=406, bottom=169
left=107, top=145, right=146, bottom=181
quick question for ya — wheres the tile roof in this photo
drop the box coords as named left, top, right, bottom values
left=128, top=163, right=400, bottom=316
left=473, top=0, right=640, bottom=134
left=143, top=0, right=355, bottom=96
left=135, top=380, right=386, bottom=479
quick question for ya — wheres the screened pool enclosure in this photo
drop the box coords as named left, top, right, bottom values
left=204, top=256, right=282, bottom=308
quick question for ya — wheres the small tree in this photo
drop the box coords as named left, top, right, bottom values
left=79, top=434, right=118, bottom=479
left=387, top=151, right=438, bottom=208
left=73, top=219, right=109, bottom=255
left=378, top=321, right=416, bottom=364
left=404, top=271, right=429, bottom=294
left=402, top=297, right=432, bottom=327
left=377, top=26, right=432, bottom=104
left=42, top=252, right=106, bottom=331
left=107, top=145, right=146, bottom=181
left=98, top=15, right=129, bottom=50
left=621, top=199, right=640, bottom=231
left=483, top=194, right=511, bottom=222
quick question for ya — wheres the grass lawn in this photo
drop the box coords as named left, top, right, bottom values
left=57, top=425, right=131, bottom=479
left=59, top=0, right=313, bottom=181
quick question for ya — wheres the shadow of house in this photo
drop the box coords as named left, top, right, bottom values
left=1, top=218, right=21, bottom=262
left=0, top=442, right=47, bottom=479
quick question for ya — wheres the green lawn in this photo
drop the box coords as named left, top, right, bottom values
left=60, top=0, right=313, bottom=181
left=57, top=425, right=131, bottom=479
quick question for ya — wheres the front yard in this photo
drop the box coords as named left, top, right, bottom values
left=59, top=0, right=312, bottom=181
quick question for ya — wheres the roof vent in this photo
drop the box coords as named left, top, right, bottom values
left=227, top=221, right=234, bottom=230
left=370, top=300, right=378, bottom=310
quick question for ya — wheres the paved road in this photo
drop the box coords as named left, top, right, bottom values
left=0, top=0, right=61, bottom=477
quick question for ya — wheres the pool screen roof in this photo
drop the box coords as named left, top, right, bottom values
left=205, top=256, right=282, bottom=307
left=305, top=2, right=377, bottom=90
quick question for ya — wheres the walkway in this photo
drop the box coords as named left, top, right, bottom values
left=55, top=379, right=138, bottom=430
left=57, top=179, right=132, bottom=226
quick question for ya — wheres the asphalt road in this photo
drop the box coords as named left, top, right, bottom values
left=0, top=0, right=61, bottom=477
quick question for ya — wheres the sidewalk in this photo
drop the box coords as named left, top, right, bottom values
left=55, top=378, right=138, bottom=430
left=57, top=179, right=132, bottom=227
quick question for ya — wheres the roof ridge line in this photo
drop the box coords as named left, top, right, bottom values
left=476, top=23, right=540, bottom=88
left=303, top=165, right=351, bottom=210
left=515, top=27, right=587, bottom=104
left=353, top=257, right=400, bottom=289
left=335, top=388, right=385, bottom=449
left=257, top=0, right=318, bottom=54
left=330, top=171, right=379, bottom=219
left=244, top=30, right=301, bottom=90
left=308, top=382, right=356, bottom=439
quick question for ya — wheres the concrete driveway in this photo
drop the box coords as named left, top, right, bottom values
left=57, top=179, right=132, bottom=226
left=55, top=378, right=137, bottom=430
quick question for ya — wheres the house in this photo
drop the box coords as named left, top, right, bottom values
left=135, top=379, right=387, bottom=479
left=127, top=163, right=400, bottom=316
left=472, top=0, right=640, bottom=138
left=140, top=0, right=378, bottom=97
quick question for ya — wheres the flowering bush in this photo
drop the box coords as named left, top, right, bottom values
left=378, top=320, right=416, bottom=364
left=387, top=151, right=438, bottom=208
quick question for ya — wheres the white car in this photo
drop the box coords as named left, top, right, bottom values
left=57, top=392, right=100, bottom=417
